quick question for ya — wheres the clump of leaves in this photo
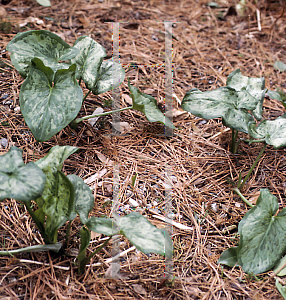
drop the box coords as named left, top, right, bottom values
left=181, top=69, right=266, bottom=153
left=0, top=146, right=173, bottom=273
left=7, top=30, right=175, bottom=142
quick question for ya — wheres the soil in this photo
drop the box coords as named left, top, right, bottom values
left=0, top=0, right=286, bottom=299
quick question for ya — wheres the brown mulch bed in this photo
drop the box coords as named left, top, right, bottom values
left=1, top=0, right=286, bottom=298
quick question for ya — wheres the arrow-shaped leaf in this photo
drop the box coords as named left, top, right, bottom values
left=237, top=188, right=286, bottom=274
left=35, top=146, right=78, bottom=243
left=19, top=58, right=83, bottom=142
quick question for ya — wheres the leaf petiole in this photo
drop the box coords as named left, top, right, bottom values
left=239, top=143, right=267, bottom=190
left=73, top=106, right=132, bottom=124
left=233, top=188, right=254, bottom=208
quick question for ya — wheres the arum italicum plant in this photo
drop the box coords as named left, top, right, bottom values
left=0, top=146, right=173, bottom=273
left=6, top=30, right=175, bottom=142
left=181, top=69, right=286, bottom=190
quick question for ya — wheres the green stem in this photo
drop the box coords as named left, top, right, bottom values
left=78, top=236, right=112, bottom=273
left=233, top=188, right=254, bottom=208
left=241, top=138, right=266, bottom=144
left=87, top=236, right=112, bottom=261
left=239, top=143, right=267, bottom=190
left=83, top=90, right=91, bottom=102
left=24, top=203, right=49, bottom=244
left=74, top=106, right=132, bottom=124
left=0, top=243, right=62, bottom=256
left=66, top=220, right=72, bottom=249
left=231, top=129, right=239, bottom=154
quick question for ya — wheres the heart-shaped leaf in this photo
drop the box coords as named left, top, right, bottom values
left=6, top=30, right=78, bottom=78
left=226, top=69, right=266, bottom=120
left=85, top=216, right=115, bottom=236
left=91, top=59, right=125, bottom=95
left=248, top=114, right=286, bottom=149
left=67, top=174, right=94, bottom=224
left=218, top=247, right=238, bottom=268
left=71, top=36, right=106, bottom=89
left=237, top=188, right=286, bottom=274
left=182, top=87, right=260, bottom=134
left=0, top=147, right=46, bottom=202
left=19, top=58, right=83, bottom=142
left=117, top=212, right=173, bottom=258
left=128, top=80, right=175, bottom=129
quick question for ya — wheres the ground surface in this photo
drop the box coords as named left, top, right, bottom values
left=0, top=0, right=286, bottom=299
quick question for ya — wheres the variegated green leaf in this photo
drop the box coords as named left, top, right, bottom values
left=128, top=81, right=176, bottom=129
left=91, top=59, right=125, bottom=95
left=218, top=247, right=238, bottom=268
left=0, top=147, right=46, bottom=202
left=182, top=87, right=257, bottom=133
left=19, top=58, right=83, bottom=142
left=71, top=36, right=106, bottom=89
left=276, top=279, right=286, bottom=300
left=78, top=227, right=91, bottom=273
left=35, top=146, right=78, bottom=243
left=248, top=114, right=286, bottom=149
left=237, top=189, right=286, bottom=274
left=6, top=30, right=78, bottom=78
left=85, top=216, right=115, bottom=236
left=67, top=174, right=94, bottom=224
left=117, top=212, right=173, bottom=258
left=36, top=145, right=78, bottom=172
left=35, top=171, right=75, bottom=243
left=226, top=69, right=266, bottom=120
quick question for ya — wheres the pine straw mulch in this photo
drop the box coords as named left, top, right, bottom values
left=1, top=0, right=286, bottom=299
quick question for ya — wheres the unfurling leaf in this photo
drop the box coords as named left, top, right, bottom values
left=78, top=227, right=91, bottom=274
left=35, top=146, right=78, bottom=243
